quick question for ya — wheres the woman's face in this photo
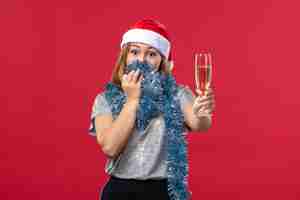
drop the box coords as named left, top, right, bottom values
left=126, top=43, right=163, bottom=71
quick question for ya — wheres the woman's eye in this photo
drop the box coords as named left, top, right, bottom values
left=149, top=52, right=157, bottom=57
left=130, top=49, right=138, bottom=55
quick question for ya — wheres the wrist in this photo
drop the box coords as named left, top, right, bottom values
left=196, top=114, right=212, bottom=131
left=125, top=98, right=139, bottom=108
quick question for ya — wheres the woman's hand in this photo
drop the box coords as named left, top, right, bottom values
left=192, top=88, right=216, bottom=117
left=121, top=69, right=143, bottom=103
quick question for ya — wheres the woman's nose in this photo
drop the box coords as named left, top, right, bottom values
left=137, top=53, right=146, bottom=62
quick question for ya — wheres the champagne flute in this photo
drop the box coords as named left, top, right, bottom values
left=194, top=52, right=212, bottom=96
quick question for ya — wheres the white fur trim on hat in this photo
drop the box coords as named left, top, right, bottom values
left=120, top=28, right=171, bottom=59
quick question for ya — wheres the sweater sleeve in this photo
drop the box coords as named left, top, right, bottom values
left=88, top=92, right=111, bottom=136
left=176, top=85, right=195, bottom=132
left=177, top=85, right=195, bottom=111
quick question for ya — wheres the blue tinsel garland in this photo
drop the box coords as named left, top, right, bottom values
left=104, top=63, right=191, bottom=199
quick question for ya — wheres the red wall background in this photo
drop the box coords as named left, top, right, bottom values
left=1, top=0, right=300, bottom=199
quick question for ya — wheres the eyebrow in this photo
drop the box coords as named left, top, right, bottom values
left=129, top=44, right=157, bottom=51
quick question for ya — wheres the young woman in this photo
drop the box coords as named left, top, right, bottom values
left=88, top=19, right=215, bottom=200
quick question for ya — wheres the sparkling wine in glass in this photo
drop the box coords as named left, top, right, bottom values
left=194, top=52, right=212, bottom=96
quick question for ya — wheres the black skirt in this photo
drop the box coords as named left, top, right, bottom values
left=100, top=175, right=170, bottom=200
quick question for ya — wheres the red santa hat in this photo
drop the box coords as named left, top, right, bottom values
left=120, top=19, right=173, bottom=69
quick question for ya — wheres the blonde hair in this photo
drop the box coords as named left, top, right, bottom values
left=111, top=44, right=173, bottom=88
